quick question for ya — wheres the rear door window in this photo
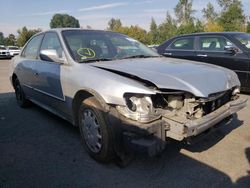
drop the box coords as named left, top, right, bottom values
left=22, top=34, right=43, bottom=59
left=199, top=36, right=235, bottom=52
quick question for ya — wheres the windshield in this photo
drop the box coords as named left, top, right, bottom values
left=62, top=30, right=159, bottom=63
left=0, top=46, right=6, bottom=50
left=233, top=33, right=250, bottom=50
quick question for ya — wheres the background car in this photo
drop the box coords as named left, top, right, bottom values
left=157, top=32, right=250, bottom=92
left=7, top=46, right=20, bottom=57
left=0, top=45, right=11, bottom=59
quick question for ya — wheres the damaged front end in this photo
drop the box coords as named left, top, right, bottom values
left=113, top=87, right=246, bottom=155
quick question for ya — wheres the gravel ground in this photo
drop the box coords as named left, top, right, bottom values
left=0, top=59, right=249, bottom=188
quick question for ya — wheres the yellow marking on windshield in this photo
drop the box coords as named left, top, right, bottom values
left=77, top=48, right=96, bottom=59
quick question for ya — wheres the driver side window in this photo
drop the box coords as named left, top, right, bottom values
left=40, top=32, right=63, bottom=58
left=168, top=37, right=194, bottom=50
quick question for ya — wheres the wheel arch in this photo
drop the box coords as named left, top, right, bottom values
left=11, top=73, right=18, bottom=86
left=72, top=89, right=110, bottom=126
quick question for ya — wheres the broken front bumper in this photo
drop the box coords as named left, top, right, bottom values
left=166, top=97, right=247, bottom=141
left=110, top=97, right=247, bottom=156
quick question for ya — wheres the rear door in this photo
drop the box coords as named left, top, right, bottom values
left=161, top=36, right=196, bottom=60
left=196, top=35, right=249, bottom=89
left=17, top=34, right=44, bottom=96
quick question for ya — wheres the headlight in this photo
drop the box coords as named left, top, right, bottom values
left=232, top=87, right=240, bottom=96
left=116, top=94, right=159, bottom=123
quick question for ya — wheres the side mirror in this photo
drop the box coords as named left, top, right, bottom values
left=224, top=45, right=238, bottom=55
left=39, top=49, right=65, bottom=64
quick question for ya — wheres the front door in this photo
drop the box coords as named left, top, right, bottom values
left=32, top=32, right=66, bottom=114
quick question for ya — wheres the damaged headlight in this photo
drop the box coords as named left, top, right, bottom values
left=231, top=86, right=240, bottom=100
left=232, top=86, right=240, bottom=96
left=116, top=94, right=159, bottom=123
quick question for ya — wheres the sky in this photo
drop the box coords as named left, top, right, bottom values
left=1, top=0, right=250, bottom=36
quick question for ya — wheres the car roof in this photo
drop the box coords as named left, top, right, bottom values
left=173, top=32, right=245, bottom=38
left=39, top=28, right=120, bottom=35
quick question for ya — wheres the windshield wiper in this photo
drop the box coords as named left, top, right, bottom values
left=79, top=58, right=113, bottom=63
left=122, top=55, right=160, bottom=59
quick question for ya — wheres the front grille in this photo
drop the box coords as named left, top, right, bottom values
left=201, top=90, right=231, bottom=115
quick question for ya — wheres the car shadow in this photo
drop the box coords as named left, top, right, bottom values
left=0, top=92, right=249, bottom=188
left=234, top=147, right=250, bottom=187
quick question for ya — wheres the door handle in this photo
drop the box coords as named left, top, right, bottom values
left=163, top=52, right=172, bottom=56
left=33, top=72, right=39, bottom=76
left=197, top=54, right=207, bottom=57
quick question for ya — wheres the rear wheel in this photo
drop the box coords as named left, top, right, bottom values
left=78, top=97, right=114, bottom=163
left=13, top=79, right=30, bottom=108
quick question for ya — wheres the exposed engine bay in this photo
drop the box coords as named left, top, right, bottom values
left=152, top=89, right=236, bottom=123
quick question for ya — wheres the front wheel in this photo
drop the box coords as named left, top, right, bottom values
left=13, top=79, right=30, bottom=108
left=78, top=97, right=114, bottom=163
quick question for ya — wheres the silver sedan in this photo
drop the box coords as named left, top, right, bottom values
left=9, top=29, right=247, bottom=164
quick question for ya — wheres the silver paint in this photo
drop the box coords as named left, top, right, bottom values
left=9, top=28, right=242, bottom=124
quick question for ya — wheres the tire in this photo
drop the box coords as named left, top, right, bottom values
left=78, top=97, right=114, bottom=163
left=13, top=79, right=30, bottom=108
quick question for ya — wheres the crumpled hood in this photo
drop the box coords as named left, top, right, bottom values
left=91, top=57, right=240, bottom=97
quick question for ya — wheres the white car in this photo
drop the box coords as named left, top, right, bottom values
left=0, top=46, right=11, bottom=59
left=7, top=46, right=20, bottom=57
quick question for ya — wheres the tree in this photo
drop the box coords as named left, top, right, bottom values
left=218, top=0, right=246, bottom=31
left=17, top=27, right=41, bottom=47
left=118, top=25, right=150, bottom=44
left=194, top=20, right=205, bottom=32
left=174, top=0, right=195, bottom=25
left=149, top=18, right=160, bottom=44
left=150, top=18, right=157, bottom=34
left=107, top=18, right=150, bottom=44
left=247, top=22, right=250, bottom=33
left=107, top=18, right=122, bottom=31
left=0, top=32, right=4, bottom=45
left=177, top=20, right=204, bottom=35
left=128, top=25, right=150, bottom=44
left=218, top=0, right=234, bottom=10
left=202, top=3, right=218, bottom=21
left=50, top=14, right=80, bottom=29
left=202, top=3, right=222, bottom=32
left=158, top=12, right=178, bottom=43
left=5, top=34, right=16, bottom=46
left=204, top=20, right=224, bottom=32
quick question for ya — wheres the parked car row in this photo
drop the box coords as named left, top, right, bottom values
left=0, top=45, right=20, bottom=59
left=156, top=32, right=250, bottom=92
left=10, top=29, right=247, bottom=165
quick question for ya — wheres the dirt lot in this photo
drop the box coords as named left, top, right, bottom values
left=0, top=59, right=249, bottom=188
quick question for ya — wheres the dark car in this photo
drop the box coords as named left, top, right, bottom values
left=157, top=32, right=250, bottom=92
